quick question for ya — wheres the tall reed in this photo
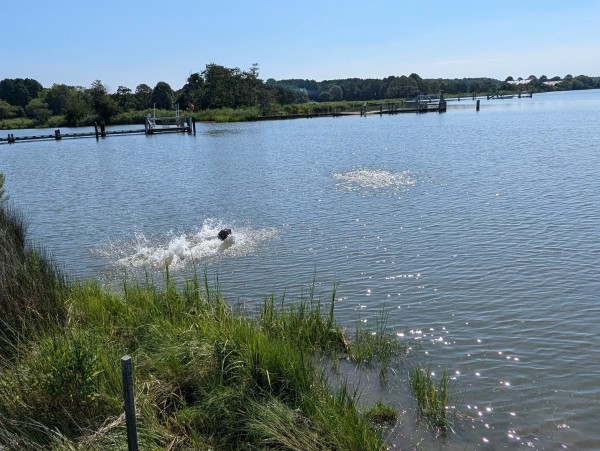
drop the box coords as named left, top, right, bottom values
left=410, top=366, right=452, bottom=434
left=0, top=206, right=67, bottom=354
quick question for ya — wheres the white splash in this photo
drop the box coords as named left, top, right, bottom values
left=332, top=168, right=416, bottom=191
left=94, top=219, right=278, bottom=270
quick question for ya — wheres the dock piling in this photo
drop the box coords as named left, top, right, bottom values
left=476, top=99, right=480, bottom=111
left=121, top=355, right=139, bottom=451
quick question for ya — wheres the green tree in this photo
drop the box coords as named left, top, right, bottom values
left=114, top=86, right=134, bottom=111
left=0, top=99, right=23, bottom=119
left=64, top=88, right=92, bottom=126
left=177, top=73, right=204, bottom=111
left=570, top=79, right=585, bottom=89
left=200, top=64, right=236, bottom=109
left=44, top=84, right=72, bottom=115
left=151, top=81, right=174, bottom=109
left=26, top=98, right=52, bottom=124
left=574, top=75, right=593, bottom=88
left=134, top=84, right=152, bottom=110
left=384, top=76, right=418, bottom=99
left=423, top=78, right=441, bottom=94
left=0, top=78, right=43, bottom=107
left=239, top=63, right=263, bottom=107
left=328, top=84, right=343, bottom=101
left=318, top=91, right=331, bottom=101
left=88, top=80, right=119, bottom=122
left=152, top=81, right=175, bottom=110
left=409, top=73, right=424, bottom=92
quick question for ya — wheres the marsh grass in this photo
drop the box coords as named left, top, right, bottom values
left=193, top=106, right=261, bottom=122
left=410, top=366, right=453, bottom=434
left=0, top=117, right=36, bottom=130
left=364, top=401, right=399, bottom=425
left=0, top=206, right=67, bottom=354
left=0, top=202, right=453, bottom=449
left=348, top=308, right=409, bottom=382
left=258, top=282, right=346, bottom=354
left=0, top=203, right=399, bottom=449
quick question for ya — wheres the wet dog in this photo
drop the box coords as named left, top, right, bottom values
left=218, top=228, right=232, bottom=241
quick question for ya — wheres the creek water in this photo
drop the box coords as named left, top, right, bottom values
left=2, top=90, right=600, bottom=449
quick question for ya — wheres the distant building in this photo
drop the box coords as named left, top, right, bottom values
left=507, top=79, right=533, bottom=85
left=507, top=79, right=562, bottom=86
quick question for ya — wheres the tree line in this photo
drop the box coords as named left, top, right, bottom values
left=1, top=65, right=599, bottom=127
left=269, top=73, right=600, bottom=102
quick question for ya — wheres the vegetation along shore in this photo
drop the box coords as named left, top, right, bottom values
left=1, top=64, right=599, bottom=129
left=0, top=174, right=455, bottom=449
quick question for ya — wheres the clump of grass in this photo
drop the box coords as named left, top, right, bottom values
left=195, top=106, right=260, bottom=122
left=364, top=401, right=399, bottom=425
left=0, top=328, right=122, bottom=439
left=0, top=205, right=67, bottom=354
left=0, top=117, right=36, bottom=130
left=258, top=282, right=346, bottom=354
left=410, top=366, right=453, bottom=434
left=348, top=309, right=409, bottom=381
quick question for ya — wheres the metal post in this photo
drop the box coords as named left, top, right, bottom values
left=476, top=99, right=481, bottom=111
left=121, top=355, right=138, bottom=451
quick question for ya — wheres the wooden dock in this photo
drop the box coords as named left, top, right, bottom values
left=256, top=100, right=446, bottom=121
left=1, top=115, right=196, bottom=145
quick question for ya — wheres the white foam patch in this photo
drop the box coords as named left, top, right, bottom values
left=94, top=219, right=278, bottom=270
left=333, top=169, right=416, bottom=191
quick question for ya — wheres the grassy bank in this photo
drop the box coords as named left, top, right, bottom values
left=0, top=99, right=410, bottom=130
left=0, top=203, right=429, bottom=449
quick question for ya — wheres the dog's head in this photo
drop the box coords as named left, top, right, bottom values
left=218, top=229, right=232, bottom=241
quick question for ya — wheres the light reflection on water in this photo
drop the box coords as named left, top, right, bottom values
left=2, top=90, right=600, bottom=448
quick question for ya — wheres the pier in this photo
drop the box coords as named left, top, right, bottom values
left=1, top=113, right=196, bottom=145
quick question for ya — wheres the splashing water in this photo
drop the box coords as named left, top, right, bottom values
left=94, top=219, right=278, bottom=270
left=332, top=168, right=416, bottom=191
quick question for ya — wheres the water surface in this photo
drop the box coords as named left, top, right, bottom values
left=2, top=90, right=600, bottom=449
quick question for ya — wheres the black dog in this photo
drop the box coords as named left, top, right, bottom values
left=218, top=228, right=232, bottom=241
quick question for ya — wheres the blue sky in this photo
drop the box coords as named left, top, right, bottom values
left=3, top=0, right=599, bottom=92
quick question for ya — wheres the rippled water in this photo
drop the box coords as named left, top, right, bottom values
left=2, top=90, right=600, bottom=449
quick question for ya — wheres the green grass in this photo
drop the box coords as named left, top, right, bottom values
left=0, top=203, right=415, bottom=449
left=0, top=193, right=457, bottom=448
left=409, top=366, right=453, bottom=435
left=0, top=206, right=67, bottom=354
left=364, top=401, right=399, bottom=425
left=1, top=271, right=392, bottom=448
left=0, top=117, right=36, bottom=130
left=348, top=309, right=409, bottom=382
